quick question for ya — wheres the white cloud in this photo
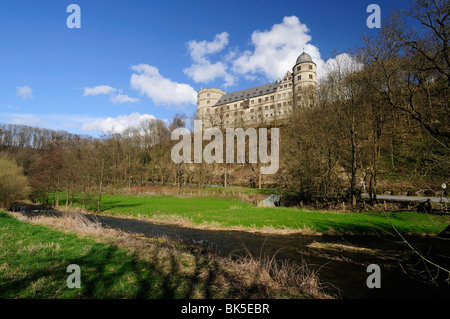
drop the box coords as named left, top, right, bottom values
left=184, top=32, right=235, bottom=86
left=7, top=113, right=48, bottom=127
left=187, top=32, right=229, bottom=63
left=184, top=61, right=234, bottom=85
left=83, top=85, right=117, bottom=96
left=0, top=112, right=97, bottom=131
left=16, top=86, right=33, bottom=99
left=109, top=94, right=140, bottom=104
left=232, top=16, right=323, bottom=81
left=82, top=112, right=156, bottom=133
left=321, top=53, right=363, bottom=79
left=130, top=64, right=197, bottom=108
left=3, top=105, right=19, bottom=110
left=183, top=17, right=332, bottom=86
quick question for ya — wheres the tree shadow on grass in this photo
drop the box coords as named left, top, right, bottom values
left=0, top=236, right=250, bottom=299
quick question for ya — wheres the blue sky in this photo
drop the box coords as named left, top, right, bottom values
left=0, top=0, right=414, bottom=136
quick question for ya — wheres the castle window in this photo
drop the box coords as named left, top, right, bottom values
left=250, top=108, right=254, bottom=113
left=298, top=86, right=302, bottom=91
left=207, top=100, right=210, bottom=104
left=278, top=94, right=281, bottom=98
left=265, top=97, right=269, bottom=101
left=234, top=104, right=237, bottom=108
left=277, top=103, right=281, bottom=107
left=283, top=102, right=287, bottom=106
left=309, top=74, right=313, bottom=79
left=309, top=65, right=312, bottom=70
left=289, top=83, right=292, bottom=87
left=298, top=75, right=301, bottom=80
left=258, top=98, right=262, bottom=103
left=265, top=105, right=268, bottom=110
left=297, top=66, right=301, bottom=71
left=251, top=100, right=254, bottom=104
left=207, top=108, right=210, bottom=112
left=271, top=95, right=274, bottom=100
left=297, top=96, right=301, bottom=101
left=207, top=93, right=211, bottom=97
left=226, top=114, right=229, bottom=118
left=270, top=105, right=274, bottom=109
left=227, top=105, right=230, bottom=110
left=284, top=84, right=287, bottom=88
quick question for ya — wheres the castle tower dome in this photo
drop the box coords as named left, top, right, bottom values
left=292, top=52, right=317, bottom=108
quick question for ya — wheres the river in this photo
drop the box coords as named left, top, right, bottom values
left=90, top=214, right=450, bottom=299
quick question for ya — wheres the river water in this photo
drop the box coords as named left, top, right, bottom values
left=91, top=214, right=450, bottom=299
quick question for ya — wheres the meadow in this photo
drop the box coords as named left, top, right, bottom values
left=0, top=210, right=324, bottom=299
left=68, top=192, right=449, bottom=235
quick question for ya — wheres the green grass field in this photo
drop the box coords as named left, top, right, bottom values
left=0, top=211, right=323, bottom=299
left=70, top=193, right=449, bottom=235
left=0, top=210, right=196, bottom=298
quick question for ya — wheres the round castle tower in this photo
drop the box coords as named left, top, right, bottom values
left=292, top=52, right=317, bottom=107
left=196, top=88, right=226, bottom=125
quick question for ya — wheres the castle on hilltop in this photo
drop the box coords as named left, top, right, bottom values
left=196, top=52, right=317, bottom=128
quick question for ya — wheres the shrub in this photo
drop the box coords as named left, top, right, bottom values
left=0, top=154, right=31, bottom=209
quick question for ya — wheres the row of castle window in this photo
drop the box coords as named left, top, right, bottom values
left=205, top=90, right=294, bottom=105
left=206, top=101, right=292, bottom=113
left=296, top=65, right=314, bottom=72
left=201, top=76, right=313, bottom=105
left=297, top=74, right=314, bottom=80
left=223, top=110, right=288, bottom=121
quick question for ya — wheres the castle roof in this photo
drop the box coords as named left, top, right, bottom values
left=296, top=52, right=314, bottom=65
left=213, top=82, right=280, bottom=107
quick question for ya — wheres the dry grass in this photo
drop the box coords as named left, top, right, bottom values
left=97, top=211, right=324, bottom=236
left=307, top=242, right=380, bottom=254
left=8, top=211, right=332, bottom=299
left=227, top=254, right=331, bottom=299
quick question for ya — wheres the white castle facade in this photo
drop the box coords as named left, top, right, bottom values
left=196, top=52, right=317, bottom=128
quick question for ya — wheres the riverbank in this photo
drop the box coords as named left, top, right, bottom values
left=7, top=207, right=450, bottom=298
left=0, top=210, right=329, bottom=299
left=22, top=193, right=450, bottom=236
